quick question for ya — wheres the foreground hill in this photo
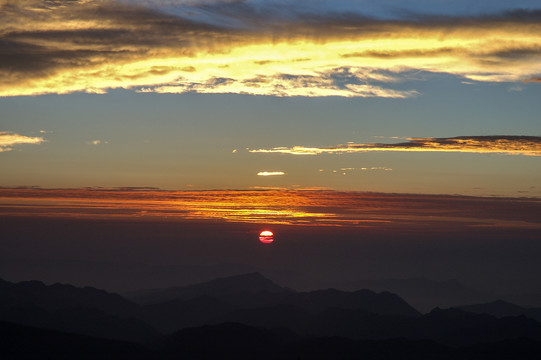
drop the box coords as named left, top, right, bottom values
left=164, top=322, right=541, bottom=360
left=0, top=321, right=154, bottom=360
left=4, top=320, right=541, bottom=360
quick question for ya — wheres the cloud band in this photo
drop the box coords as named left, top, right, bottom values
left=249, top=136, right=541, bottom=156
left=2, top=1, right=541, bottom=97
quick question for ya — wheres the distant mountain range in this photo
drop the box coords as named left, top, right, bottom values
left=456, top=300, right=541, bottom=322
left=339, top=277, right=492, bottom=313
left=126, top=272, right=291, bottom=305
left=2, top=273, right=541, bottom=358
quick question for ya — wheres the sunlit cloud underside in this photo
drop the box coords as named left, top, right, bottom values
left=0, top=131, right=45, bottom=152
left=250, top=136, right=541, bottom=156
left=2, top=0, right=541, bottom=97
left=257, top=171, right=285, bottom=176
left=0, top=188, right=540, bottom=230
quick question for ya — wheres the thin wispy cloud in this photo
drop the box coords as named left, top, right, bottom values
left=250, top=136, right=541, bottom=156
left=0, top=131, right=45, bottom=152
left=1, top=1, right=541, bottom=97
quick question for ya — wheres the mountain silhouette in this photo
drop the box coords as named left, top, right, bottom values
left=130, top=273, right=420, bottom=333
left=163, top=322, right=541, bottom=360
left=138, top=295, right=237, bottom=333
left=0, top=278, right=160, bottom=342
left=4, top=319, right=541, bottom=360
left=341, top=277, right=490, bottom=313
left=0, top=277, right=137, bottom=316
left=164, top=322, right=297, bottom=359
left=130, top=272, right=420, bottom=317
left=0, top=321, right=154, bottom=360
left=511, top=292, right=541, bottom=308
left=127, top=272, right=291, bottom=305
left=414, top=307, right=541, bottom=345
left=288, top=288, right=420, bottom=316
left=225, top=306, right=541, bottom=345
left=3, top=275, right=541, bottom=358
left=457, top=300, right=541, bottom=322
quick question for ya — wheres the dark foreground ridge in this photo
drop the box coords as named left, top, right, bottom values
left=3, top=321, right=541, bottom=360
left=2, top=274, right=541, bottom=359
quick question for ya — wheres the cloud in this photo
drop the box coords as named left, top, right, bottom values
left=257, top=171, right=285, bottom=176
left=249, top=136, right=541, bottom=156
left=87, top=139, right=108, bottom=145
left=523, top=77, right=541, bottom=83
left=138, top=71, right=417, bottom=98
left=1, top=1, right=541, bottom=96
left=1, top=187, right=540, bottom=229
left=0, top=131, right=45, bottom=152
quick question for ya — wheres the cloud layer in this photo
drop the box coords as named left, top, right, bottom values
left=250, top=136, right=541, bottom=156
left=1, top=187, right=540, bottom=229
left=0, top=131, right=45, bottom=152
left=2, top=1, right=541, bottom=97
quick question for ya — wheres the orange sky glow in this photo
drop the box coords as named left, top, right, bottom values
left=1, top=188, right=539, bottom=231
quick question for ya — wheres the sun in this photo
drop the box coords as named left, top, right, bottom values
left=259, top=230, right=274, bottom=244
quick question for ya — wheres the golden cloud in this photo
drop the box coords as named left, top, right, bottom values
left=0, top=131, right=45, bottom=152
left=249, top=136, right=541, bottom=156
left=1, top=1, right=541, bottom=97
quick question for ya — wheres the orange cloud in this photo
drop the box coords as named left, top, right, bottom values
left=2, top=1, right=541, bottom=97
left=0, top=188, right=540, bottom=229
left=0, top=131, right=45, bottom=152
left=523, top=77, right=541, bottom=83
left=250, top=136, right=541, bottom=156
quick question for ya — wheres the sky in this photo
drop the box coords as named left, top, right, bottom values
left=1, top=0, right=541, bottom=295
left=1, top=188, right=541, bottom=294
left=1, top=0, right=541, bottom=196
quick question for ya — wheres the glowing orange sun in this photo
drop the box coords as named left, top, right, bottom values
left=259, top=230, right=274, bottom=244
